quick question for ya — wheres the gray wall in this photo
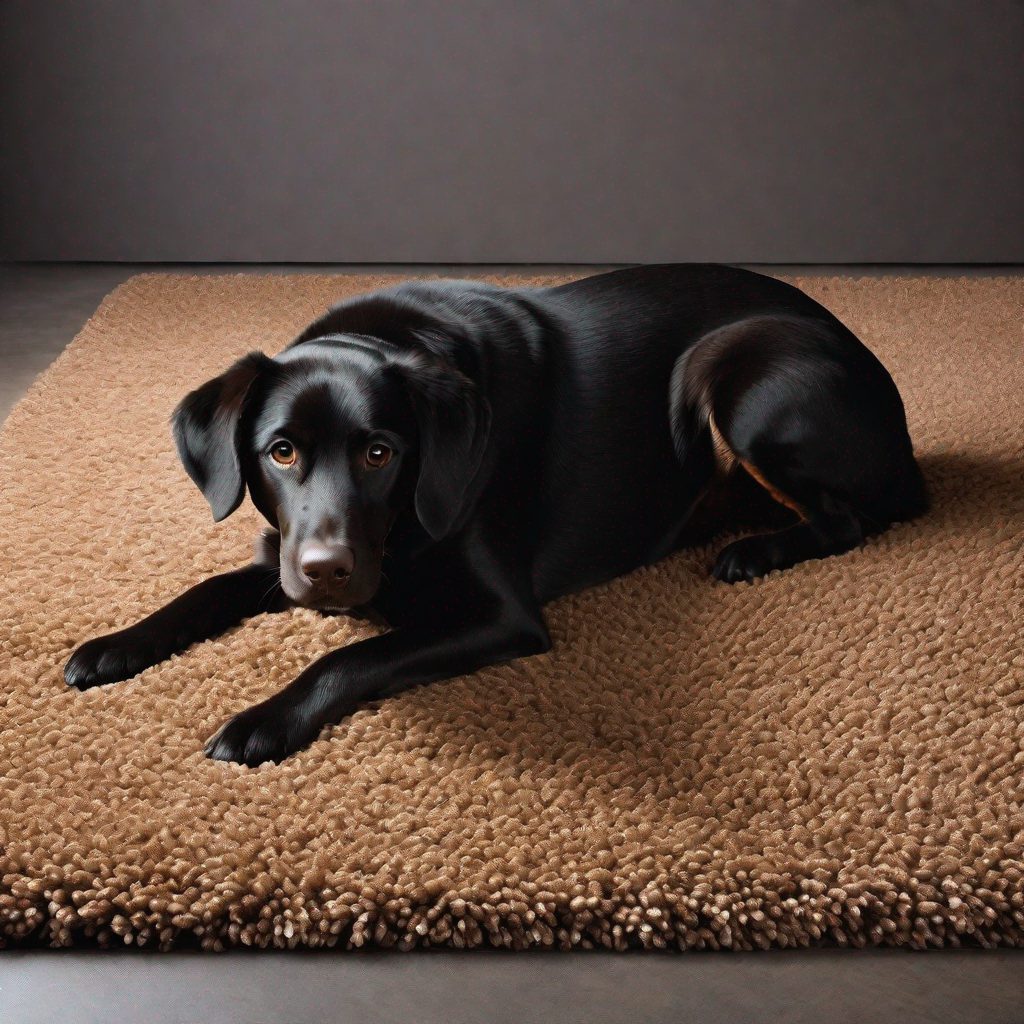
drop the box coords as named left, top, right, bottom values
left=1, top=1, right=1021, bottom=263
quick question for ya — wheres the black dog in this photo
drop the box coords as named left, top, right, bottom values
left=65, top=265, right=927, bottom=764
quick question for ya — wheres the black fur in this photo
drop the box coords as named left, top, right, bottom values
left=65, top=264, right=927, bottom=764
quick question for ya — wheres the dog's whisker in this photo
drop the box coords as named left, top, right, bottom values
left=256, top=575, right=281, bottom=611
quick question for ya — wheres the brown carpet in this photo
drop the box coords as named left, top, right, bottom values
left=1, top=273, right=1022, bottom=951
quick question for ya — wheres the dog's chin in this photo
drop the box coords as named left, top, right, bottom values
left=285, top=590, right=350, bottom=613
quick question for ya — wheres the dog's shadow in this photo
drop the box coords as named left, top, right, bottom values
left=395, top=446, right=1022, bottom=819
left=912, top=449, right=1023, bottom=531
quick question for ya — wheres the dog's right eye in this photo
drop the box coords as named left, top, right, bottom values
left=269, top=440, right=297, bottom=467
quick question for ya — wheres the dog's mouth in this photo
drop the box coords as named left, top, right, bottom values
left=310, top=602, right=350, bottom=615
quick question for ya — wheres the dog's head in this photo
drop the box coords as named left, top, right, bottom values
left=172, top=335, right=490, bottom=609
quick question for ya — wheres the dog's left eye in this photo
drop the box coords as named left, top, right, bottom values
left=269, top=440, right=297, bottom=467
left=364, top=442, right=393, bottom=469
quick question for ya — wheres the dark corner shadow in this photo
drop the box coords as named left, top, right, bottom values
left=914, top=449, right=1024, bottom=529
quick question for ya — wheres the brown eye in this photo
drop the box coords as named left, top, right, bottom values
left=365, top=441, right=393, bottom=469
left=269, top=440, right=297, bottom=467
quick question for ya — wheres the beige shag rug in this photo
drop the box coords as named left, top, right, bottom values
left=1, top=273, right=1022, bottom=952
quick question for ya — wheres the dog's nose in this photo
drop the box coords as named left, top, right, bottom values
left=299, top=542, right=355, bottom=584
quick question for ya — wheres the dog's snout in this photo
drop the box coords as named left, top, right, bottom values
left=299, top=542, right=355, bottom=584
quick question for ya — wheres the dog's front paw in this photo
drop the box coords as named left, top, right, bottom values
left=64, top=630, right=167, bottom=689
left=204, top=700, right=317, bottom=766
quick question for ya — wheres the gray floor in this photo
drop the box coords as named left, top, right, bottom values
left=3, top=948, right=1024, bottom=1024
left=2, top=262, right=1023, bottom=1024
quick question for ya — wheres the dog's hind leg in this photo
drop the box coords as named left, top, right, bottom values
left=671, top=314, right=927, bottom=583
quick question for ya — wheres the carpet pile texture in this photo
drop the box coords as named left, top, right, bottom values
left=1, top=273, right=1022, bottom=951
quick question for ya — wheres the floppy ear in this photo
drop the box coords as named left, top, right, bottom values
left=398, top=356, right=492, bottom=540
left=171, top=352, right=273, bottom=521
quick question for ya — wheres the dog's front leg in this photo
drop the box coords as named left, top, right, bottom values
left=65, top=558, right=290, bottom=690
left=205, top=607, right=550, bottom=766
